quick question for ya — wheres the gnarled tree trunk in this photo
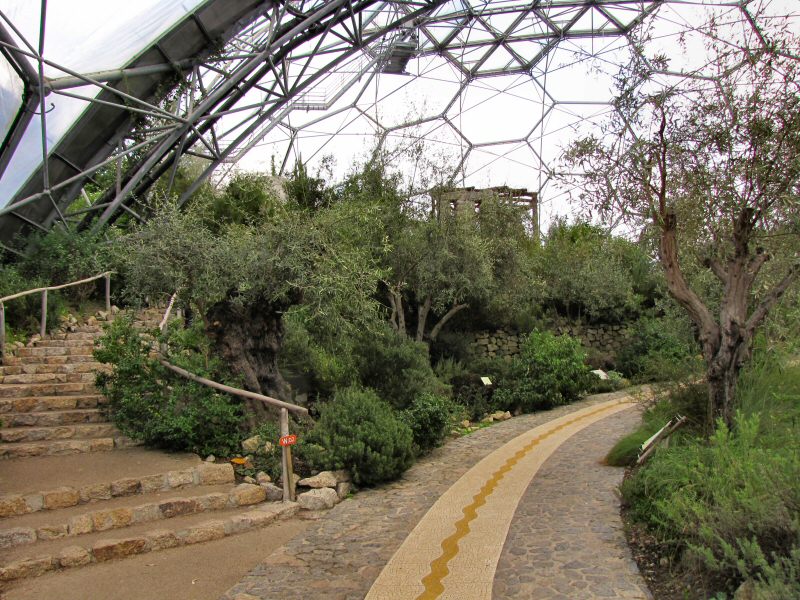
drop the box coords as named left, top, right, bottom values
left=205, top=293, right=292, bottom=428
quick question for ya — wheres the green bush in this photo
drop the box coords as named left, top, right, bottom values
left=306, top=387, right=414, bottom=485
left=450, top=374, right=492, bottom=421
left=402, top=393, right=453, bottom=454
left=95, top=316, right=243, bottom=457
left=356, top=325, right=447, bottom=410
left=617, top=315, right=702, bottom=382
left=588, top=370, right=628, bottom=394
left=492, top=330, right=592, bottom=413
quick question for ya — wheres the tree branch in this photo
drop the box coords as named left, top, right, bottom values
left=429, top=303, right=468, bottom=341
left=416, top=297, right=431, bottom=342
left=703, top=257, right=729, bottom=284
left=745, top=262, right=800, bottom=335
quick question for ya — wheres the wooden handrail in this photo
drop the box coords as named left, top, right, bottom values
left=157, top=358, right=308, bottom=416
left=0, top=271, right=112, bottom=364
left=0, top=271, right=112, bottom=303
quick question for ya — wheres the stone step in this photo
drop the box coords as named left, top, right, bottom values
left=30, top=340, right=95, bottom=349
left=0, top=436, right=139, bottom=460
left=0, top=482, right=269, bottom=551
left=2, top=355, right=98, bottom=366
left=0, top=500, right=298, bottom=582
left=0, top=423, right=119, bottom=443
left=0, top=362, right=107, bottom=376
left=15, top=347, right=94, bottom=358
left=1, top=372, right=96, bottom=385
left=0, top=382, right=96, bottom=398
left=1, top=409, right=108, bottom=428
left=0, top=461, right=234, bottom=519
left=0, top=395, right=107, bottom=414
left=46, top=332, right=103, bottom=341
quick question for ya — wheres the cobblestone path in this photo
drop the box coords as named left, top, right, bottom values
left=493, top=407, right=652, bottom=599
left=222, top=391, right=650, bottom=600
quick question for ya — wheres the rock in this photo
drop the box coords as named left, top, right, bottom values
left=460, top=420, right=471, bottom=428
left=181, top=520, right=226, bottom=544
left=36, top=524, right=68, bottom=540
left=481, top=415, right=494, bottom=423
left=79, top=483, right=112, bottom=502
left=230, top=483, right=266, bottom=506
left=331, top=469, right=351, bottom=483
left=110, top=478, right=141, bottom=497
left=256, top=471, right=272, bottom=485
left=298, top=471, right=338, bottom=489
left=336, top=481, right=353, bottom=500
left=241, top=435, right=262, bottom=454
left=297, top=488, right=339, bottom=511
left=68, top=514, right=94, bottom=535
left=145, top=529, right=180, bottom=551
left=97, top=310, right=109, bottom=321
left=198, top=493, right=228, bottom=511
left=0, top=527, right=36, bottom=549
left=205, top=454, right=216, bottom=462
left=59, top=545, right=91, bottom=568
left=42, top=487, right=80, bottom=510
left=92, top=537, right=149, bottom=562
left=263, top=441, right=274, bottom=454
left=0, top=495, right=28, bottom=518
left=0, top=556, right=55, bottom=581
left=591, top=369, right=609, bottom=380
left=734, top=579, right=756, bottom=600
left=139, top=474, right=166, bottom=493
left=262, top=483, right=284, bottom=502
left=490, top=411, right=511, bottom=421
left=243, top=476, right=256, bottom=485
left=195, top=462, right=235, bottom=485
left=111, top=305, right=120, bottom=315
left=158, top=499, right=201, bottom=519
left=91, top=508, right=133, bottom=531
left=166, top=469, right=194, bottom=489
left=233, top=594, right=261, bottom=600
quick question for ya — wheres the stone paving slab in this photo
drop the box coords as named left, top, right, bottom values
left=222, top=390, right=647, bottom=600
left=493, top=407, right=652, bottom=599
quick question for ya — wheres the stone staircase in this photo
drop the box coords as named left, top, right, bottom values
left=0, top=309, right=299, bottom=586
left=0, top=317, right=134, bottom=460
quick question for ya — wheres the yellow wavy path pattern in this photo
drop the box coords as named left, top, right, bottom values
left=364, top=396, right=636, bottom=600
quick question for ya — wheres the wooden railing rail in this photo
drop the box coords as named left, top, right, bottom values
left=0, top=271, right=112, bottom=363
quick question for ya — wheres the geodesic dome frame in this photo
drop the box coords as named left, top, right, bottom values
left=0, top=0, right=794, bottom=250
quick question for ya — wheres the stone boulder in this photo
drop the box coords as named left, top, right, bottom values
left=297, top=488, right=339, bottom=511
left=298, top=471, right=337, bottom=489
left=241, top=435, right=262, bottom=454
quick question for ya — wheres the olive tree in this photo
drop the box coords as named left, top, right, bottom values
left=112, top=177, right=383, bottom=422
left=564, top=20, right=800, bottom=428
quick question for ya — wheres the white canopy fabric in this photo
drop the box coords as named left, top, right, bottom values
left=0, top=0, right=205, bottom=207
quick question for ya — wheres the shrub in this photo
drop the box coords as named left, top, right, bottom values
left=306, top=387, right=414, bottom=485
left=451, top=374, right=492, bottom=421
left=492, top=330, right=592, bottom=413
left=356, top=325, right=447, bottom=410
left=94, top=316, right=243, bottom=457
left=617, top=315, right=702, bottom=382
left=402, top=393, right=453, bottom=454
left=588, top=370, right=628, bottom=394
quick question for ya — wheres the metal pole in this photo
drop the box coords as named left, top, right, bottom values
left=40, top=289, right=47, bottom=337
left=0, top=303, right=5, bottom=364
left=280, top=408, right=290, bottom=502
left=105, top=273, right=111, bottom=314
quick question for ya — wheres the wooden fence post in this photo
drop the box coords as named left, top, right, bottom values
left=0, top=302, right=5, bottom=364
left=280, top=408, right=296, bottom=502
left=40, top=290, right=47, bottom=338
left=105, top=273, right=111, bottom=315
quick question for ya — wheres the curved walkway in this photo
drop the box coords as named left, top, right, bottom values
left=223, top=391, right=651, bottom=600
